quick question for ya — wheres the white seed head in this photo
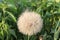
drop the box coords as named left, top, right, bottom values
left=17, top=11, right=43, bottom=36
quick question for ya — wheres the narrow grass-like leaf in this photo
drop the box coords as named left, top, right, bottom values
left=6, top=11, right=16, bottom=22
left=54, top=28, right=60, bottom=40
left=54, top=21, right=60, bottom=40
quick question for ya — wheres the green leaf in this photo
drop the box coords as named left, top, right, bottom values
left=6, top=11, right=16, bottom=22
left=30, top=35, right=37, bottom=40
left=54, top=21, right=60, bottom=40
left=5, top=0, right=15, bottom=5
left=54, top=28, right=60, bottom=40
left=0, top=30, right=4, bottom=36
left=4, top=24, right=8, bottom=33
left=9, top=29, right=17, bottom=38
left=7, top=4, right=17, bottom=10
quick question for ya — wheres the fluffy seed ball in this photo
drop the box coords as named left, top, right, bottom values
left=17, top=11, right=43, bottom=36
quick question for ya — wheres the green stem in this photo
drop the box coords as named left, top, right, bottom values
left=28, top=35, right=29, bottom=40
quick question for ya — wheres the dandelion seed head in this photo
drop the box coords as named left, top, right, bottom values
left=17, top=11, right=43, bottom=35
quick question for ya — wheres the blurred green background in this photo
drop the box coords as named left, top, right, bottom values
left=0, top=0, right=60, bottom=40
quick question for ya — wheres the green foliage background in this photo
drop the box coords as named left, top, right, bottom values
left=0, top=0, right=60, bottom=40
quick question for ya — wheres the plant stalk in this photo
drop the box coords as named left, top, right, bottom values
left=28, top=35, right=29, bottom=40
